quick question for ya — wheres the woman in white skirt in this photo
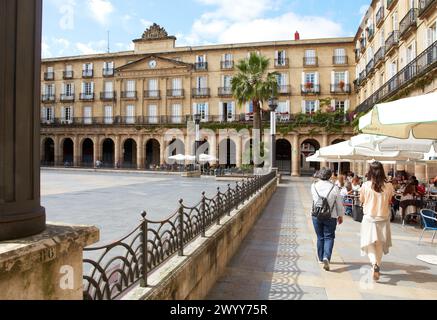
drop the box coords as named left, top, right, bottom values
left=359, top=162, right=394, bottom=281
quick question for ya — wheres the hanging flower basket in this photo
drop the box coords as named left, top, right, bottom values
left=304, top=82, right=314, bottom=90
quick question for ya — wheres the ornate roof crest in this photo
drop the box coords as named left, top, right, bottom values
left=142, top=23, right=170, bottom=40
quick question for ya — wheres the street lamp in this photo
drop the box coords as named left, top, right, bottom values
left=268, top=95, right=278, bottom=169
left=194, top=114, right=201, bottom=171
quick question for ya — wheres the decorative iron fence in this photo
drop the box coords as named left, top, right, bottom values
left=82, top=171, right=277, bottom=300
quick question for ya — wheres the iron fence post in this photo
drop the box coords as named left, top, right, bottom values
left=178, top=199, right=184, bottom=256
left=227, top=184, right=232, bottom=216
left=235, top=182, right=240, bottom=210
left=217, top=187, right=221, bottom=225
left=201, top=192, right=206, bottom=237
left=140, top=211, right=148, bottom=288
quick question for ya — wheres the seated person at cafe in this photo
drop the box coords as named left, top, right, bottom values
left=352, top=177, right=362, bottom=192
left=400, top=183, right=418, bottom=223
left=340, top=182, right=353, bottom=216
left=430, top=180, right=437, bottom=195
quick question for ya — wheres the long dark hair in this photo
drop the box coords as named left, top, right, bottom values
left=367, top=161, right=387, bottom=193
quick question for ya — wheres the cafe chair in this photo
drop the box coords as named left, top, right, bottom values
left=419, top=209, right=437, bottom=245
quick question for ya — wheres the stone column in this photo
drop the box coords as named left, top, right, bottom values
left=54, top=136, right=61, bottom=166
left=292, top=134, right=300, bottom=177
left=93, top=136, right=100, bottom=165
left=137, top=135, right=144, bottom=170
left=73, top=136, right=80, bottom=167
left=321, top=134, right=329, bottom=169
left=160, top=138, right=166, bottom=165
left=0, top=0, right=46, bottom=241
left=236, top=137, right=242, bottom=168
left=114, top=136, right=121, bottom=168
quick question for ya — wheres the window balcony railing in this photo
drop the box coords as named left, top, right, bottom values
left=100, top=91, right=116, bottom=101
left=275, top=58, right=289, bottom=68
left=60, top=94, right=75, bottom=102
left=385, top=31, right=400, bottom=55
left=102, top=68, right=114, bottom=77
left=278, top=85, right=291, bottom=95
left=194, top=62, right=208, bottom=71
left=192, top=88, right=210, bottom=98
left=374, top=46, right=386, bottom=67
left=359, top=70, right=367, bottom=84
left=220, top=61, right=234, bottom=70
left=367, top=26, right=375, bottom=41
left=144, top=90, right=161, bottom=99
left=400, top=8, right=419, bottom=39
left=387, top=0, right=398, bottom=10
left=330, top=83, right=351, bottom=94
left=63, top=71, right=74, bottom=79
left=44, top=72, right=55, bottom=81
left=303, top=57, right=318, bottom=67
left=79, top=93, right=95, bottom=101
left=166, top=89, right=185, bottom=98
left=82, top=70, right=94, bottom=78
left=418, top=0, right=435, bottom=17
left=333, top=56, right=348, bottom=65
left=301, top=84, right=320, bottom=95
left=356, top=40, right=437, bottom=114
left=376, top=7, right=385, bottom=27
left=218, top=87, right=233, bottom=97
left=41, top=94, right=56, bottom=103
left=121, top=91, right=138, bottom=100
left=366, top=59, right=375, bottom=75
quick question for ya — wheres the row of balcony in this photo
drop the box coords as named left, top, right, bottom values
left=41, top=113, right=352, bottom=127
left=44, top=56, right=351, bottom=81
left=41, top=83, right=353, bottom=103
left=356, top=40, right=437, bottom=114
left=44, top=69, right=114, bottom=81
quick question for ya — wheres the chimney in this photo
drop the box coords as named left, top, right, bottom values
left=294, top=31, right=300, bottom=41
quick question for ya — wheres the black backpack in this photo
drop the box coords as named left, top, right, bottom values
left=312, top=183, right=336, bottom=221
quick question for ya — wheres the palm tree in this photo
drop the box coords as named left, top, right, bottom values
left=231, top=53, right=279, bottom=133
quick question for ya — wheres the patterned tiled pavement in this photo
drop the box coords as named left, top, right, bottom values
left=208, top=177, right=437, bottom=300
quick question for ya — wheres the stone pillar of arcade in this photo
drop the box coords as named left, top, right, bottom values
left=0, top=0, right=98, bottom=300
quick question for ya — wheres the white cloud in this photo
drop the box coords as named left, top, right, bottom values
left=140, top=19, right=153, bottom=29
left=42, top=38, right=52, bottom=58
left=178, top=1, right=344, bottom=45
left=75, top=40, right=107, bottom=55
left=88, top=0, right=114, bottom=25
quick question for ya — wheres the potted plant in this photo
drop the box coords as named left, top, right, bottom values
left=305, top=82, right=314, bottom=91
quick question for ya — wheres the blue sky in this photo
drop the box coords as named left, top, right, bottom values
left=42, top=0, right=371, bottom=58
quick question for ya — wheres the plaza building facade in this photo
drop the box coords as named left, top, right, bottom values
left=40, top=24, right=357, bottom=176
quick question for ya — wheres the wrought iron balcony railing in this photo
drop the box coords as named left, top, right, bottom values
left=330, top=83, right=351, bottom=94
left=303, top=57, right=318, bottom=67
left=41, top=94, right=56, bottom=102
left=63, top=71, right=74, bottom=79
left=278, top=85, right=291, bottom=95
left=374, top=46, right=386, bottom=67
left=192, top=88, right=211, bottom=98
left=102, top=68, right=114, bottom=77
left=121, top=91, right=138, bottom=99
left=60, top=94, right=75, bottom=102
left=100, top=91, right=116, bottom=101
left=144, top=90, right=161, bottom=99
left=218, top=87, right=233, bottom=97
left=194, top=62, right=208, bottom=71
left=418, top=0, right=436, bottom=17
left=79, top=93, right=95, bottom=101
left=301, top=84, right=321, bottom=95
left=366, top=59, right=375, bottom=75
left=220, top=61, right=234, bottom=70
left=356, top=40, right=437, bottom=114
left=166, top=89, right=185, bottom=98
left=376, top=6, right=385, bottom=27
left=82, top=70, right=94, bottom=78
left=275, top=58, right=289, bottom=68
left=385, top=31, right=400, bottom=54
left=400, top=8, right=419, bottom=38
left=44, top=72, right=54, bottom=81
left=333, top=56, right=348, bottom=65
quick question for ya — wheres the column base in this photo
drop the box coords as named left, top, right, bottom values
left=0, top=206, right=46, bottom=242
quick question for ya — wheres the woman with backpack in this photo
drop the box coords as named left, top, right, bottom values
left=360, top=162, right=394, bottom=281
left=311, top=168, right=345, bottom=272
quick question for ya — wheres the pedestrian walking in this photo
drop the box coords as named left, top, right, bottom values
left=360, top=161, right=394, bottom=281
left=311, top=168, right=345, bottom=271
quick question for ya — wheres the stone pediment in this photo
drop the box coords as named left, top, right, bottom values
left=115, top=55, right=192, bottom=74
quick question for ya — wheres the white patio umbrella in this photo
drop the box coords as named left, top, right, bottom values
left=351, top=134, right=437, bottom=154
left=168, top=154, right=187, bottom=161
left=359, top=92, right=437, bottom=139
left=198, top=154, right=217, bottom=163
left=306, top=151, right=350, bottom=163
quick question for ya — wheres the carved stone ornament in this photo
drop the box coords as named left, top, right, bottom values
left=142, top=23, right=169, bottom=40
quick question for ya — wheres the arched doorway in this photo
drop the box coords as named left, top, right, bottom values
left=146, top=139, right=161, bottom=169
left=167, top=139, right=185, bottom=157
left=194, top=139, right=210, bottom=156
left=62, top=138, right=74, bottom=166
left=82, top=138, right=94, bottom=167
left=301, top=139, right=320, bottom=176
left=276, top=139, right=291, bottom=174
left=331, top=139, right=350, bottom=174
left=219, top=139, right=237, bottom=168
left=42, top=138, right=55, bottom=166
left=123, top=139, right=137, bottom=168
left=102, top=138, right=115, bottom=168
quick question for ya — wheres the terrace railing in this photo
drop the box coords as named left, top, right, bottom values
left=82, top=171, right=277, bottom=300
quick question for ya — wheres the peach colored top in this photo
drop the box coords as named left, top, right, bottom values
left=359, top=181, right=394, bottom=221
